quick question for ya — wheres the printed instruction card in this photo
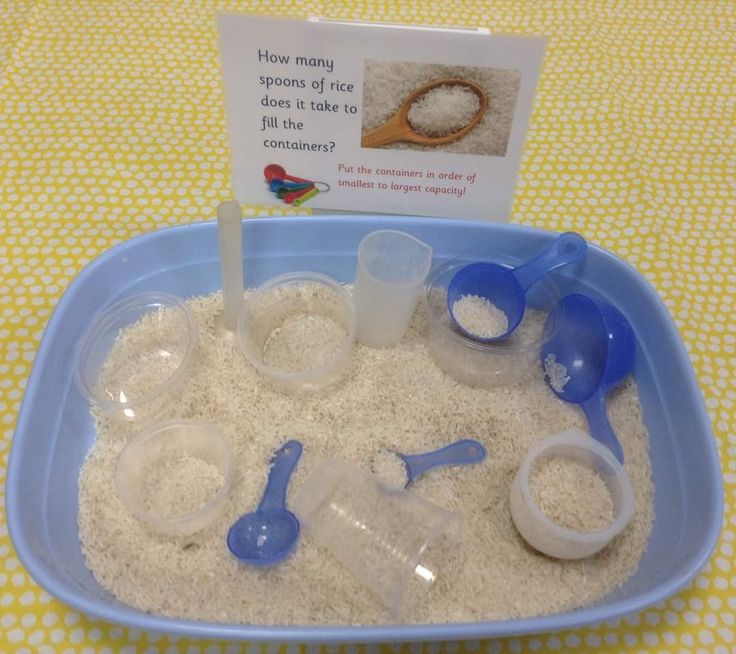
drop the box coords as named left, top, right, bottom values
left=218, top=15, right=545, bottom=220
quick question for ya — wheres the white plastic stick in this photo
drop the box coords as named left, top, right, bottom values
left=217, top=201, right=244, bottom=332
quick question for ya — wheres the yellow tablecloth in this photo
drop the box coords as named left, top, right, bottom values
left=1, top=1, right=733, bottom=652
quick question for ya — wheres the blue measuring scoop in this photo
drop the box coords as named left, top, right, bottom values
left=227, top=440, right=303, bottom=566
left=447, top=232, right=587, bottom=342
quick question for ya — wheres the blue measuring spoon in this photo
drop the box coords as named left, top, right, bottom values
left=268, top=179, right=313, bottom=193
left=227, top=440, right=303, bottom=566
left=393, top=439, right=486, bottom=487
left=447, top=232, right=587, bottom=342
left=540, top=293, right=635, bottom=463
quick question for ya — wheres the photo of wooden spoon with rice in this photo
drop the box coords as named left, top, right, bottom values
left=360, top=61, right=521, bottom=155
left=361, top=78, right=487, bottom=148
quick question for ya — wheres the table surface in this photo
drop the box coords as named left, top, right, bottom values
left=1, top=1, right=734, bottom=652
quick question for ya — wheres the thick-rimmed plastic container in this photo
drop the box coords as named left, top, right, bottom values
left=237, top=271, right=356, bottom=393
left=424, top=257, right=562, bottom=387
left=74, top=291, right=198, bottom=423
left=293, top=458, right=462, bottom=619
left=115, top=419, right=235, bottom=537
left=6, top=216, right=723, bottom=643
left=509, top=428, right=635, bottom=559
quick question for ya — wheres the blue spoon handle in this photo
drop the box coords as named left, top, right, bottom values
left=581, top=393, right=625, bottom=464
left=401, top=439, right=487, bottom=485
left=512, top=232, right=587, bottom=291
left=257, top=440, right=303, bottom=511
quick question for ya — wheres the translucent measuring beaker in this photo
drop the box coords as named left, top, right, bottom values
left=353, top=230, right=433, bottom=348
left=293, top=458, right=462, bottom=618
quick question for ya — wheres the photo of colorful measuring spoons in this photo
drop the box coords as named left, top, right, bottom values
left=263, top=164, right=330, bottom=207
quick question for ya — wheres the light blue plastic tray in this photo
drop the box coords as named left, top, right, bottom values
left=6, top=216, right=722, bottom=643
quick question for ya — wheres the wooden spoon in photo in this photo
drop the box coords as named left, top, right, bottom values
left=361, top=78, right=488, bottom=148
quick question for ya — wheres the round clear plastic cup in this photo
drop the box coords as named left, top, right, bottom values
left=237, top=272, right=356, bottom=393
left=423, top=257, right=561, bottom=387
left=115, top=419, right=235, bottom=537
left=509, top=428, right=635, bottom=559
left=293, top=458, right=462, bottom=618
left=353, top=230, right=433, bottom=348
left=74, top=292, right=198, bottom=423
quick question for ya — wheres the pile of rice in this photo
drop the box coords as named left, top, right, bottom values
left=530, top=456, right=616, bottom=532
left=452, top=294, right=509, bottom=339
left=407, top=85, right=481, bottom=137
left=544, top=353, right=571, bottom=394
left=78, top=291, right=653, bottom=625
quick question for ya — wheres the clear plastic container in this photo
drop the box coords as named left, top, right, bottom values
left=293, top=458, right=462, bottom=619
left=237, top=272, right=356, bottom=393
left=423, top=257, right=560, bottom=387
left=74, top=292, right=198, bottom=423
left=353, top=230, right=433, bottom=348
left=115, top=419, right=235, bottom=537
left=509, top=428, right=635, bottom=559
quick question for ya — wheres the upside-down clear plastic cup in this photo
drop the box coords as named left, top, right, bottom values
left=115, top=419, right=235, bottom=537
left=237, top=272, right=356, bottom=393
left=74, top=292, right=199, bottom=424
left=293, top=458, right=462, bottom=619
left=509, top=428, right=635, bottom=559
left=353, top=230, right=433, bottom=348
left=423, top=257, right=561, bottom=387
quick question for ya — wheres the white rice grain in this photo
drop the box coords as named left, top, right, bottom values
left=407, top=85, right=480, bottom=137
left=262, top=313, right=346, bottom=373
left=142, top=455, right=225, bottom=518
left=544, top=353, right=571, bottom=393
left=371, top=449, right=408, bottom=488
left=78, top=290, right=653, bottom=625
left=530, top=456, right=615, bottom=532
left=452, top=295, right=509, bottom=339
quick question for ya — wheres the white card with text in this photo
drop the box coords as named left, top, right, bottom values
left=218, top=15, right=545, bottom=220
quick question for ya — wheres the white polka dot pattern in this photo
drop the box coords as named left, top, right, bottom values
left=0, top=1, right=734, bottom=653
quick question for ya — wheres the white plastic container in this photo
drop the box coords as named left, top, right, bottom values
left=237, top=271, right=356, bottom=393
left=293, top=458, right=462, bottom=618
left=509, top=428, right=635, bottom=560
left=115, top=420, right=235, bottom=537
left=353, top=230, right=432, bottom=348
